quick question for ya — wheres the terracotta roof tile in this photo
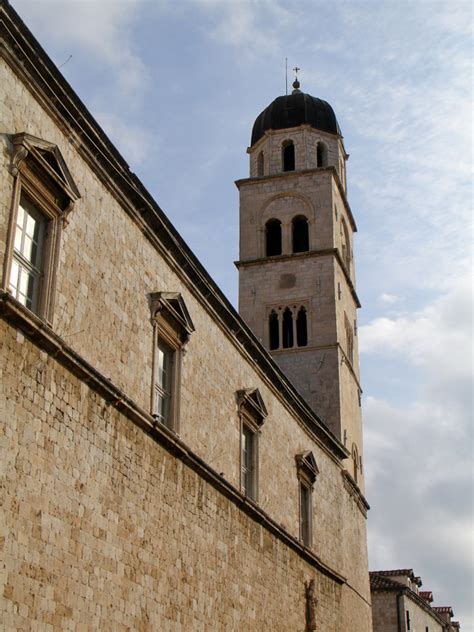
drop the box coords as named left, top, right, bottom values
left=420, top=591, right=433, bottom=602
left=369, top=573, right=405, bottom=591
left=432, top=606, right=454, bottom=615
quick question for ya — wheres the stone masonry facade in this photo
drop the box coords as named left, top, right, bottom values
left=0, top=2, right=372, bottom=630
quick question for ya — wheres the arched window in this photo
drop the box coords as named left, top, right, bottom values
left=265, top=219, right=282, bottom=256
left=257, top=151, right=264, bottom=176
left=292, top=215, right=309, bottom=253
left=269, top=310, right=279, bottom=350
left=341, top=218, right=351, bottom=270
left=352, top=444, right=359, bottom=483
left=282, top=307, right=294, bottom=348
left=296, top=307, right=307, bottom=347
left=345, top=314, right=354, bottom=364
left=316, top=142, right=327, bottom=167
left=282, top=140, right=295, bottom=172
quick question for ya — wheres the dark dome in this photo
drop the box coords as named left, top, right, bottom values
left=251, top=91, right=340, bottom=147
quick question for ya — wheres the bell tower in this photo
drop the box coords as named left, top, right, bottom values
left=236, top=78, right=364, bottom=489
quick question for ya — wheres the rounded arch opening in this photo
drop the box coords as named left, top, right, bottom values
left=257, top=151, right=264, bottom=176
left=292, top=215, right=309, bottom=253
left=341, top=217, right=351, bottom=270
left=352, top=443, right=360, bottom=483
left=265, top=219, right=282, bottom=256
left=268, top=310, right=279, bottom=350
left=296, top=306, right=308, bottom=347
left=282, top=140, right=295, bottom=172
left=282, top=307, right=294, bottom=348
left=316, top=142, right=328, bottom=167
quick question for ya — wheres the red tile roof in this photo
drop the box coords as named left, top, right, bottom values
left=433, top=606, right=454, bottom=615
left=370, top=573, right=406, bottom=591
left=420, top=591, right=433, bottom=602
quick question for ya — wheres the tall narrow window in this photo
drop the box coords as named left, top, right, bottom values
left=352, top=444, right=360, bottom=483
left=265, top=219, right=282, bottom=256
left=269, top=309, right=279, bottom=350
left=316, top=142, right=327, bottom=167
left=295, top=452, right=319, bottom=549
left=4, top=133, right=80, bottom=321
left=237, top=389, right=267, bottom=502
left=282, top=140, right=295, bottom=171
left=296, top=307, right=307, bottom=347
left=257, top=151, right=264, bottom=176
left=153, top=339, right=174, bottom=428
left=292, top=215, right=309, bottom=253
left=149, top=292, right=194, bottom=433
left=241, top=425, right=256, bottom=497
left=406, top=611, right=411, bottom=631
left=282, top=307, right=293, bottom=348
left=9, top=195, right=45, bottom=311
left=345, top=315, right=354, bottom=364
left=300, top=483, right=312, bottom=546
left=341, top=218, right=351, bottom=271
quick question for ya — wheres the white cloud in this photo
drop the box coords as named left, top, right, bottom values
left=13, top=0, right=149, bottom=101
left=360, top=279, right=472, bottom=384
left=96, top=111, right=157, bottom=168
left=362, top=277, right=473, bottom=626
left=193, top=0, right=296, bottom=59
left=379, top=293, right=400, bottom=304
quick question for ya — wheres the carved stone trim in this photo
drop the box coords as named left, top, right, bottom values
left=341, top=470, right=370, bottom=517
left=296, top=451, right=319, bottom=485
left=304, top=578, right=317, bottom=631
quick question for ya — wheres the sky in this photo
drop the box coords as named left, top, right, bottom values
left=11, top=0, right=473, bottom=627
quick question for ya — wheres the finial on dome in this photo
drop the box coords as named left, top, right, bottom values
left=292, top=66, right=301, bottom=93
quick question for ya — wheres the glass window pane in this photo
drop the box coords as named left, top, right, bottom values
left=14, top=226, right=22, bottom=251
left=19, top=267, right=29, bottom=295
left=22, top=235, right=33, bottom=260
left=25, top=213, right=36, bottom=237
left=16, top=204, right=24, bottom=228
left=154, top=340, right=174, bottom=427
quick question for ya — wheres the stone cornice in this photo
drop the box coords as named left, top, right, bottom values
left=235, top=166, right=357, bottom=232
left=0, top=290, right=347, bottom=586
left=341, top=470, right=370, bottom=517
left=0, top=0, right=349, bottom=462
left=235, top=247, right=362, bottom=308
left=247, top=124, right=342, bottom=154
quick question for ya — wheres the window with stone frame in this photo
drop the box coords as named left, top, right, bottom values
left=257, top=151, right=264, bottom=176
left=282, top=140, right=295, bottom=171
left=344, top=314, right=354, bottom=364
left=295, top=451, right=319, bottom=547
left=352, top=443, right=360, bottom=484
left=316, top=141, right=328, bottom=167
left=3, top=133, right=80, bottom=322
left=341, top=217, right=351, bottom=271
left=292, top=215, right=309, bottom=253
left=148, top=292, right=194, bottom=432
left=268, top=304, right=308, bottom=350
left=237, top=388, right=267, bottom=501
left=265, top=218, right=282, bottom=256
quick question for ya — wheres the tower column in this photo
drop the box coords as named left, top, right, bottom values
left=236, top=81, right=365, bottom=490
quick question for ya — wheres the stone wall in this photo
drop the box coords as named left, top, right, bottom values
left=1, top=319, right=345, bottom=631
left=0, top=14, right=372, bottom=630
